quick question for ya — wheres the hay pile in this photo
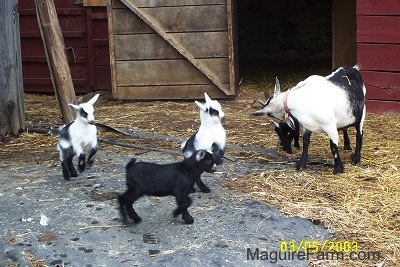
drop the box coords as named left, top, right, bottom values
left=2, top=86, right=399, bottom=266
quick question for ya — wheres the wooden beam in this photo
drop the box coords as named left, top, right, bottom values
left=227, top=0, right=238, bottom=97
left=119, top=0, right=233, bottom=96
left=83, top=0, right=107, bottom=6
left=332, top=0, right=356, bottom=69
left=107, top=0, right=119, bottom=99
left=0, top=0, right=25, bottom=136
left=34, top=0, right=76, bottom=124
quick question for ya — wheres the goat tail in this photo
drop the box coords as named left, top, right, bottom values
left=125, top=158, right=137, bottom=169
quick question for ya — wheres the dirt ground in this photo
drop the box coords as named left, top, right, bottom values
left=1, top=82, right=399, bottom=266
left=0, top=86, right=337, bottom=267
left=0, top=142, right=329, bottom=267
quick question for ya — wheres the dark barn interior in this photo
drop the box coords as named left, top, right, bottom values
left=236, top=0, right=333, bottom=90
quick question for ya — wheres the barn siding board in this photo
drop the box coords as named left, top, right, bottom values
left=114, top=32, right=228, bottom=60
left=112, top=0, right=226, bottom=8
left=366, top=100, right=400, bottom=113
left=357, top=15, right=400, bottom=44
left=116, top=59, right=229, bottom=86
left=362, top=71, right=400, bottom=101
left=112, top=6, right=227, bottom=34
left=357, top=44, right=400, bottom=71
left=116, top=85, right=228, bottom=100
left=109, top=0, right=237, bottom=99
left=357, top=0, right=400, bottom=15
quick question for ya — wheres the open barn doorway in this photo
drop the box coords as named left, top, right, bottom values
left=236, top=0, right=356, bottom=96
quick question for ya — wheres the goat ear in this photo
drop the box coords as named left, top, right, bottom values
left=269, top=119, right=280, bottom=128
left=196, top=150, right=207, bottom=161
left=274, top=77, right=281, bottom=97
left=195, top=100, right=207, bottom=112
left=68, top=103, right=80, bottom=111
left=87, top=93, right=100, bottom=105
left=204, top=92, right=212, bottom=103
left=285, top=117, right=296, bottom=130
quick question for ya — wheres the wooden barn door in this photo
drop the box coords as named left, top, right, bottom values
left=107, top=0, right=238, bottom=100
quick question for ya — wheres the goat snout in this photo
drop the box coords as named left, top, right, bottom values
left=251, top=110, right=267, bottom=116
left=88, top=120, right=95, bottom=125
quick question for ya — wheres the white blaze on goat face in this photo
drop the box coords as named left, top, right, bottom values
left=195, top=92, right=225, bottom=123
left=195, top=93, right=226, bottom=148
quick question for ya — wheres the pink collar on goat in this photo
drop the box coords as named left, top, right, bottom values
left=283, top=91, right=290, bottom=119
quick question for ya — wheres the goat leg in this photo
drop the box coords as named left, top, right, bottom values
left=86, top=147, right=98, bottom=167
left=195, top=177, right=211, bottom=193
left=296, top=130, right=311, bottom=171
left=78, top=153, right=86, bottom=173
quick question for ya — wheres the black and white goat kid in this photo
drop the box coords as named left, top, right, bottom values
left=270, top=116, right=351, bottom=154
left=252, top=66, right=366, bottom=174
left=181, top=92, right=226, bottom=192
left=118, top=150, right=215, bottom=225
left=269, top=117, right=300, bottom=154
left=57, top=94, right=100, bottom=180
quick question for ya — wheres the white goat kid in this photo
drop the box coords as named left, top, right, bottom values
left=57, top=94, right=100, bottom=180
left=252, top=66, right=366, bottom=174
left=181, top=92, right=226, bottom=192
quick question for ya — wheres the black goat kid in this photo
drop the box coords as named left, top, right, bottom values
left=118, top=150, right=215, bottom=225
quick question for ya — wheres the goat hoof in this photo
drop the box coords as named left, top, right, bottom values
left=63, top=175, right=71, bottom=181
left=133, top=217, right=142, bottom=224
left=333, top=163, right=344, bottom=174
left=296, top=163, right=306, bottom=172
left=183, top=215, right=194, bottom=224
left=333, top=167, right=344, bottom=174
left=199, top=187, right=211, bottom=193
left=173, top=209, right=181, bottom=217
left=351, top=154, right=360, bottom=165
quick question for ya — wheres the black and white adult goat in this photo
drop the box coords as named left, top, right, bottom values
left=252, top=66, right=366, bottom=174
left=181, top=92, right=226, bottom=192
left=57, top=94, right=100, bottom=180
left=118, top=150, right=215, bottom=225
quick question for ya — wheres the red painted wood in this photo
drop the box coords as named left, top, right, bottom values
left=366, top=99, right=400, bottom=113
left=19, top=0, right=78, bottom=9
left=357, top=0, right=400, bottom=15
left=94, top=66, right=112, bottom=90
left=19, top=0, right=111, bottom=93
left=357, top=43, right=400, bottom=71
left=361, top=70, right=400, bottom=101
left=357, top=15, right=400, bottom=44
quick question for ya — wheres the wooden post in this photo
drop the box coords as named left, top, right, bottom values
left=34, top=0, right=76, bottom=124
left=0, top=0, right=25, bottom=136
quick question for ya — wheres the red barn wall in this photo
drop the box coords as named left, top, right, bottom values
left=19, top=0, right=111, bottom=94
left=357, top=0, right=400, bottom=113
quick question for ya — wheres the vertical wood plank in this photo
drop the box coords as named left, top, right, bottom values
left=332, top=0, right=356, bottom=69
left=0, top=0, right=25, bottom=136
left=86, top=8, right=96, bottom=89
left=34, top=0, right=76, bottom=124
left=107, top=0, right=118, bottom=98
left=227, top=0, right=238, bottom=97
